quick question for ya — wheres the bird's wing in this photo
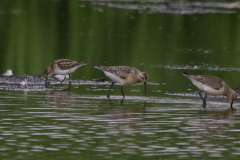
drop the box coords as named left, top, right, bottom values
left=190, top=75, right=224, bottom=90
left=101, top=66, right=134, bottom=79
left=53, top=59, right=70, bottom=64
left=52, top=59, right=83, bottom=70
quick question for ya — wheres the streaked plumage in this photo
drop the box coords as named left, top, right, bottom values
left=94, top=65, right=149, bottom=98
left=44, top=59, right=88, bottom=85
left=183, top=72, right=237, bottom=107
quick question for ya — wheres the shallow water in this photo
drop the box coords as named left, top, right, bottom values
left=0, top=84, right=240, bottom=159
left=0, top=0, right=240, bottom=159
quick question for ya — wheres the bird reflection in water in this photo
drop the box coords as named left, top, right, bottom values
left=198, top=107, right=236, bottom=128
left=202, top=100, right=237, bottom=116
left=213, top=107, right=236, bottom=122
left=107, top=97, right=125, bottom=106
left=45, top=91, right=75, bottom=106
left=107, top=99, right=147, bottom=121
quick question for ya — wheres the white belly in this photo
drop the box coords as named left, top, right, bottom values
left=191, top=79, right=224, bottom=95
left=55, top=75, right=69, bottom=80
left=54, top=66, right=80, bottom=75
left=104, top=71, right=125, bottom=85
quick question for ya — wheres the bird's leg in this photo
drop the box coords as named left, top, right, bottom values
left=69, top=74, right=71, bottom=85
left=68, top=74, right=71, bottom=91
left=144, top=82, right=147, bottom=95
left=203, top=94, right=207, bottom=106
left=198, top=91, right=204, bottom=100
left=108, top=97, right=112, bottom=104
left=45, top=77, right=48, bottom=88
left=121, top=86, right=125, bottom=98
left=143, top=101, right=146, bottom=118
left=121, top=98, right=124, bottom=106
left=60, top=76, right=66, bottom=85
left=230, top=102, right=233, bottom=108
left=199, top=92, right=207, bottom=110
left=199, top=92, right=207, bottom=106
left=107, top=82, right=116, bottom=99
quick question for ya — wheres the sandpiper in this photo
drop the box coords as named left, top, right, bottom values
left=94, top=65, right=149, bottom=98
left=183, top=72, right=237, bottom=107
left=44, top=59, right=88, bottom=85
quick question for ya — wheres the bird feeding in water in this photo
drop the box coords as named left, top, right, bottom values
left=94, top=65, right=149, bottom=98
left=44, top=59, right=88, bottom=86
left=182, top=72, right=237, bottom=108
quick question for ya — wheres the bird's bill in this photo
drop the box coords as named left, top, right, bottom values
left=144, top=82, right=147, bottom=95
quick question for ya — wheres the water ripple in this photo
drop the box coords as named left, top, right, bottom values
left=0, top=91, right=239, bottom=159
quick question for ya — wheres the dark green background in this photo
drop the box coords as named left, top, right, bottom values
left=0, top=0, right=240, bottom=87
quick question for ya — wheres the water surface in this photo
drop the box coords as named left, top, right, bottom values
left=1, top=90, right=240, bottom=159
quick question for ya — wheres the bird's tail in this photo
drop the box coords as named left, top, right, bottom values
left=80, top=61, right=89, bottom=65
left=94, top=65, right=103, bottom=70
left=182, top=72, right=189, bottom=77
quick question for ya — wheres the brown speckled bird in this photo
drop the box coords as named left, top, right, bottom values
left=183, top=72, right=237, bottom=107
left=94, top=65, right=149, bottom=98
left=44, top=59, right=88, bottom=85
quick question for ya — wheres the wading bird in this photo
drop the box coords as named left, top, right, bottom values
left=183, top=72, right=237, bottom=108
left=94, top=65, right=149, bottom=98
left=44, top=59, right=88, bottom=86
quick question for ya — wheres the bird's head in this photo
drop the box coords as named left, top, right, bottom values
left=140, top=72, right=149, bottom=83
left=44, top=67, right=53, bottom=77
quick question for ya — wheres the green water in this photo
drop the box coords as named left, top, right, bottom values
left=0, top=0, right=240, bottom=159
